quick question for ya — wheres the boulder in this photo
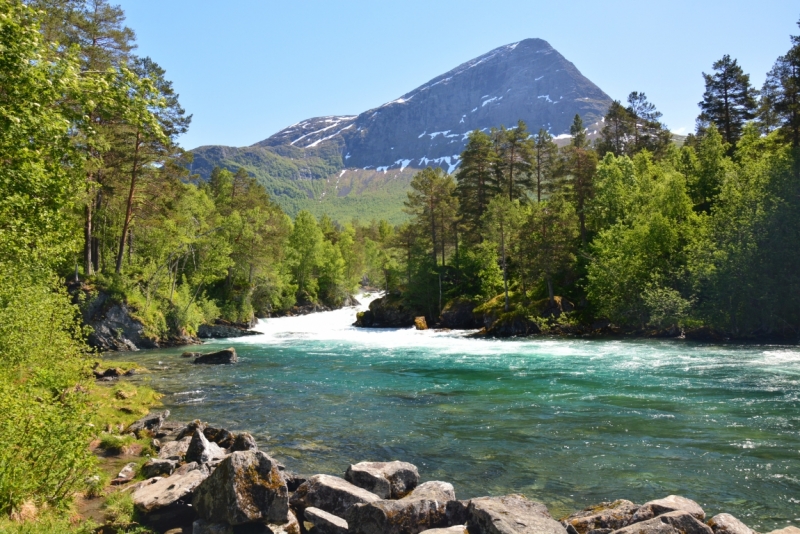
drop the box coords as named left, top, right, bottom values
left=132, top=469, right=208, bottom=530
left=420, top=528, right=468, bottom=534
left=192, top=520, right=233, bottom=534
left=158, top=436, right=192, bottom=460
left=193, top=348, right=238, bottom=365
left=204, top=426, right=236, bottom=448
left=414, top=317, right=428, bottom=330
left=345, top=481, right=456, bottom=534
left=110, top=462, right=138, bottom=485
left=125, top=410, right=170, bottom=438
left=706, top=514, right=760, bottom=534
left=765, top=528, right=800, bottom=534
left=445, top=500, right=470, bottom=526
left=707, top=514, right=756, bottom=534
left=484, top=311, right=541, bottom=338
left=615, top=512, right=712, bottom=534
left=344, top=461, right=420, bottom=499
left=440, top=298, right=481, bottom=329
left=156, top=420, right=187, bottom=440
left=230, top=432, right=259, bottom=452
left=182, top=351, right=201, bottom=358
left=465, top=495, right=566, bottom=534
left=268, top=510, right=301, bottom=534
left=631, top=496, right=705, bottom=523
left=185, top=429, right=227, bottom=465
left=354, top=295, right=416, bottom=328
left=565, top=500, right=640, bottom=534
left=141, top=458, right=178, bottom=479
left=291, top=474, right=381, bottom=518
left=198, top=321, right=259, bottom=339
left=192, top=450, right=289, bottom=526
left=86, top=300, right=158, bottom=351
left=283, top=471, right=308, bottom=492
left=177, top=420, right=207, bottom=440
left=305, top=506, right=349, bottom=534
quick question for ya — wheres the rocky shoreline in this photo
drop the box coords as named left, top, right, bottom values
left=110, top=407, right=797, bottom=534
left=98, top=348, right=795, bottom=534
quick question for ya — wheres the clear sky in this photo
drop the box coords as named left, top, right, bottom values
left=117, top=1, right=799, bottom=150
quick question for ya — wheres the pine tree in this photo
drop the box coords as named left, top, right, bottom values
left=569, top=114, right=587, bottom=148
left=532, top=129, right=558, bottom=202
left=761, top=19, right=800, bottom=147
left=698, top=55, right=757, bottom=147
left=494, top=120, right=534, bottom=201
left=597, top=101, right=634, bottom=157
left=627, top=92, right=671, bottom=156
left=455, top=130, right=498, bottom=241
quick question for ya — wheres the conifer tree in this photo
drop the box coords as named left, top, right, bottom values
left=455, top=130, right=498, bottom=241
left=698, top=55, right=757, bottom=147
left=597, top=101, right=634, bottom=157
left=532, top=129, right=558, bottom=202
left=569, top=114, right=587, bottom=148
left=494, top=120, right=534, bottom=201
left=761, top=19, right=800, bottom=147
left=627, top=92, right=672, bottom=156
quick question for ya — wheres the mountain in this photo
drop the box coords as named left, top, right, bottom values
left=190, top=38, right=613, bottom=223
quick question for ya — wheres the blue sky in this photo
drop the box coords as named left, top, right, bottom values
left=117, top=1, right=799, bottom=150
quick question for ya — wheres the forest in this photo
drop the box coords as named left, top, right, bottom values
left=1, top=0, right=800, bottom=528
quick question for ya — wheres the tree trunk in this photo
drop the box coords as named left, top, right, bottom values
left=546, top=275, right=554, bottom=306
left=500, top=221, right=509, bottom=312
left=84, top=203, right=93, bottom=276
left=115, top=130, right=142, bottom=274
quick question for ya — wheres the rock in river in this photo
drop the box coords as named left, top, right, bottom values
left=631, top=495, right=705, bottom=523
left=193, top=347, right=238, bottom=365
left=707, top=514, right=756, bottom=534
left=345, top=481, right=456, bottom=534
left=304, top=506, right=350, bottom=534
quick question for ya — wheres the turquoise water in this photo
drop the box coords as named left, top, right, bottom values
left=107, top=296, right=800, bottom=530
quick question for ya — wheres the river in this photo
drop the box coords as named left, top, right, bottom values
left=106, top=293, right=800, bottom=530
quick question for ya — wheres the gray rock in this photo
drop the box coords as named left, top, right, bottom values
left=565, top=500, right=640, bottom=534
left=419, top=528, right=467, bottom=534
left=765, top=528, right=800, bottom=534
left=175, top=462, right=206, bottom=476
left=155, top=420, right=186, bottom=440
left=614, top=512, right=712, bottom=534
left=141, top=458, right=178, bottom=479
left=193, top=347, right=238, bottom=364
left=203, top=426, right=235, bottom=448
left=185, top=429, right=227, bottom=465
left=268, top=510, right=301, bottom=534
left=125, top=410, right=170, bottom=438
left=132, top=469, right=208, bottom=530
left=192, top=520, right=233, bottom=534
left=291, top=474, right=381, bottom=518
left=86, top=300, right=158, bottom=351
left=345, top=481, right=456, bottom=534
left=192, top=450, right=289, bottom=526
left=158, top=436, right=192, bottom=460
left=110, top=462, right=138, bottom=485
left=440, top=298, right=481, bottom=329
left=445, top=500, right=470, bottom=526
left=230, top=431, right=259, bottom=452
left=198, top=322, right=258, bottom=339
left=305, top=506, right=349, bottom=534
left=345, top=461, right=420, bottom=499
left=631, top=496, right=705, bottom=523
left=707, top=514, right=756, bottom=534
left=466, top=494, right=566, bottom=534
left=283, top=471, right=308, bottom=493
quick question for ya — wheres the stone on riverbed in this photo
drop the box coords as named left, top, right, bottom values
left=466, top=494, right=567, bottom=534
left=304, top=506, right=349, bottom=534
left=291, top=474, right=381, bottom=518
left=631, top=495, right=705, bottom=523
left=707, top=514, right=757, bottom=534
left=193, top=347, right=238, bottom=364
left=344, top=460, right=420, bottom=499
left=565, top=500, right=640, bottom=534
left=192, top=450, right=289, bottom=526
left=185, top=429, right=227, bottom=465
left=345, top=481, right=456, bottom=534
left=419, top=527, right=468, bottom=534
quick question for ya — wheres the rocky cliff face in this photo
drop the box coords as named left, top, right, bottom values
left=190, top=38, right=612, bottom=221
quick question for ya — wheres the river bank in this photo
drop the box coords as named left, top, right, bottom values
left=80, top=393, right=799, bottom=534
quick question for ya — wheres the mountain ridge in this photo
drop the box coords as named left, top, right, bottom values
left=190, top=38, right=613, bottom=222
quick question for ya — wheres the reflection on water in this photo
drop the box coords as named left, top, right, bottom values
left=107, top=294, right=800, bottom=530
